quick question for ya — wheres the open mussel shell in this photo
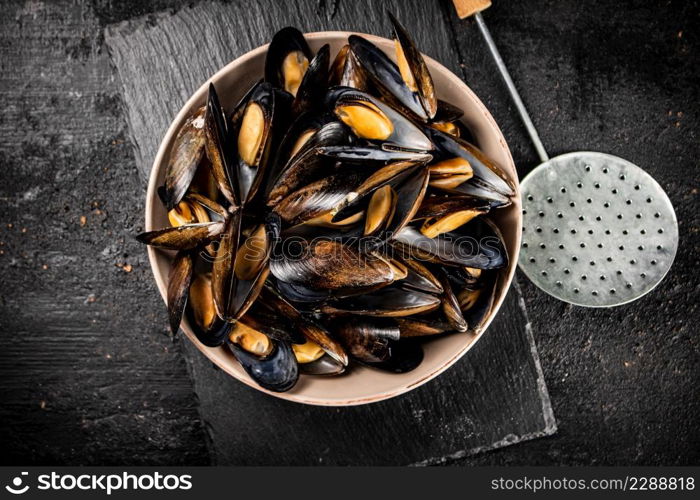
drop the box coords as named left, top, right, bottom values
left=428, top=100, right=465, bottom=138
left=265, top=112, right=333, bottom=198
left=267, top=120, right=352, bottom=206
left=394, top=215, right=508, bottom=270
left=204, top=83, right=240, bottom=208
left=328, top=43, right=363, bottom=88
left=163, top=106, right=206, bottom=210
left=185, top=272, right=234, bottom=347
left=184, top=192, right=227, bottom=221
left=292, top=44, right=330, bottom=115
left=445, top=265, right=483, bottom=290
left=228, top=340, right=299, bottom=392
left=261, top=285, right=349, bottom=366
left=211, top=212, right=276, bottom=321
left=434, top=99, right=464, bottom=123
left=329, top=160, right=430, bottom=248
left=265, top=27, right=313, bottom=96
left=397, top=257, right=443, bottom=294
left=274, top=169, right=365, bottom=226
left=414, top=195, right=490, bottom=238
left=459, top=270, right=498, bottom=334
left=332, top=159, right=424, bottom=221
left=239, top=301, right=305, bottom=345
left=167, top=251, right=194, bottom=335
left=271, top=239, right=395, bottom=293
left=317, top=145, right=432, bottom=165
left=229, top=81, right=278, bottom=204
left=436, top=267, right=468, bottom=332
left=321, top=284, right=441, bottom=317
left=136, top=221, right=225, bottom=250
left=427, top=128, right=514, bottom=207
left=348, top=35, right=428, bottom=121
left=328, top=86, right=432, bottom=151
left=211, top=211, right=240, bottom=320
left=387, top=12, right=437, bottom=119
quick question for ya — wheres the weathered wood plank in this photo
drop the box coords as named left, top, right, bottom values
left=0, top=0, right=209, bottom=465
left=104, top=0, right=555, bottom=465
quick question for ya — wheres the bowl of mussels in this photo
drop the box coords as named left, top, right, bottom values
left=138, top=13, right=521, bottom=405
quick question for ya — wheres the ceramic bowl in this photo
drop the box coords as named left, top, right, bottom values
left=145, top=31, right=521, bottom=406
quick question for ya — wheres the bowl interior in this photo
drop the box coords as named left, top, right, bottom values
left=146, top=32, right=521, bottom=406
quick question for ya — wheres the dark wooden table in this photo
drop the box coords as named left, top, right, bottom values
left=0, top=0, right=698, bottom=465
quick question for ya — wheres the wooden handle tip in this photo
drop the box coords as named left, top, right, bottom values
left=451, top=0, right=492, bottom=19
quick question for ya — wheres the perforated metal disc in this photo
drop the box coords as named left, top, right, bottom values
left=518, top=152, right=678, bottom=307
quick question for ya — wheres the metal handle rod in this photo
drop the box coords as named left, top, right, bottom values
left=474, top=12, right=550, bottom=163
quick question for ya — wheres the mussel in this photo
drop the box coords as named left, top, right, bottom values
left=136, top=14, right=515, bottom=393
left=162, top=106, right=206, bottom=210
left=328, top=87, right=432, bottom=151
left=332, top=317, right=424, bottom=373
left=265, top=27, right=313, bottom=97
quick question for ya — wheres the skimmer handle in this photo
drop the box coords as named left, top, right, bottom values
left=451, top=0, right=550, bottom=163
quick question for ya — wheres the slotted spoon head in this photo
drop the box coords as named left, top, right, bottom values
left=518, top=152, right=678, bottom=307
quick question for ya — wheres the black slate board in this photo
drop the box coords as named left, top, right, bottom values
left=104, top=0, right=555, bottom=465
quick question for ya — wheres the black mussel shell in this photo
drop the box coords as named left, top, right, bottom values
left=332, top=317, right=400, bottom=363
left=292, top=44, right=330, bottom=116
left=163, top=106, right=206, bottom=210
left=368, top=339, right=423, bottom=373
left=204, top=83, right=240, bottom=208
left=299, top=353, right=346, bottom=376
left=399, top=257, right=443, bottom=294
left=387, top=12, right=437, bottom=119
left=328, top=43, right=364, bottom=88
left=436, top=267, right=468, bottom=332
left=270, top=239, right=395, bottom=293
left=211, top=211, right=241, bottom=320
left=274, top=169, right=365, bottom=226
left=240, top=301, right=305, bottom=345
left=348, top=35, right=428, bottom=121
left=273, top=278, right=332, bottom=305
left=461, top=271, right=498, bottom=334
left=167, top=251, right=194, bottom=335
left=393, top=216, right=507, bottom=270
left=190, top=316, right=233, bottom=348
left=229, top=81, right=277, bottom=205
left=414, top=195, right=490, bottom=238
left=433, top=99, right=464, bottom=123
left=228, top=340, right=299, bottom=392
left=267, top=121, right=352, bottom=206
left=332, top=159, right=424, bottom=222
left=265, top=27, right=313, bottom=95
left=186, top=192, right=227, bottom=221
left=427, top=128, right=514, bottom=207
left=261, top=285, right=348, bottom=366
left=327, top=86, right=432, bottom=152
left=184, top=275, right=233, bottom=347
left=321, top=284, right=441, bottom=317
left=396, top=316, right=451, bottom=338
left=318, top=145, right=432, bottom=165
left=212, top=212, right=274, bottom=321
left=136, top=221, right=225, bottom=250
left=265, top=112, right=334, bottom=198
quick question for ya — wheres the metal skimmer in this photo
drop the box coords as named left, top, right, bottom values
left=473, top=12, right=678, bottom=307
